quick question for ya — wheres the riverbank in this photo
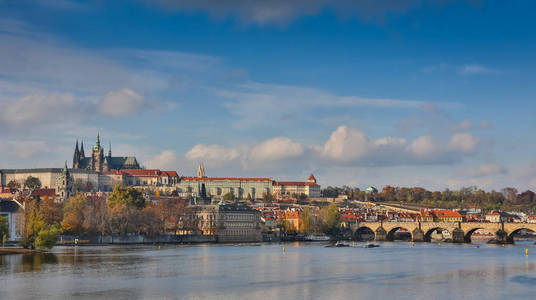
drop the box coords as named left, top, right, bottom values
left=0, top=248, right=43, bottom=255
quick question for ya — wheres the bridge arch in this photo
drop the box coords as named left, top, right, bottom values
left=464, top=227, right=494, bottom=243
left=508, top=227, right=535, bottom=243
left=354, top=226, right=375, bottom=241
left=424, top=227, right=451, bottom=242
left=386, top=227, right=412, bottom=241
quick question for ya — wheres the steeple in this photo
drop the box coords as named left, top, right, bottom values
left=63, top=161, right=69, bottom=176
left=80, top=141, right=85, bottom=157
left=73, top=140, right=80, bottom=168
left=197, top=164, right=206, bottom=178
left=108, top=142, right=112, bottom=157
left=94, top=132, right=101, bottom=151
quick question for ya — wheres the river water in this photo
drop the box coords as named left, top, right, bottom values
left=1, top=242, right=535, bottom=299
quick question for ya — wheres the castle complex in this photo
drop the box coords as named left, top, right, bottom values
left=72, top=133, right=140, bottom=172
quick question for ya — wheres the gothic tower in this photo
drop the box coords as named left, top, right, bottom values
left=197, top=164, right=206, bottom=177
left=92, top=133, right=105, bottom=172
left=80, top=140, right=85, bottom=158
left=73, top=139, right=80, bottom=168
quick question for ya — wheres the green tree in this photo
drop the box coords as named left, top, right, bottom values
left=108, top=185, right=146, bottom=209
left=0, top=216, right=9, bottom=246
left=319, top=204, right=341, bottom=236
left=24, top=176, right=41, bottom=189
left=21, top=197, right=46, bottom=249
left=299, top=208, right=315, bottom=234
left=223, top=192, right=234, bottom=201
left=34, top=225, right=60, bottom=249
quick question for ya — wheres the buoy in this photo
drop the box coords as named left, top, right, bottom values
left=438, top=242, right=441, bottom=246
left=526, top=248, right=529, bottom=256
left=502, top=244, right=505, bottom=247
left=283, top=247, right=286, bottom=252
left=158, top=245, right=160, bottom=250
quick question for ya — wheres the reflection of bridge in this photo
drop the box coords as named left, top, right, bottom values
left=350, top=222, right=536, bottom=244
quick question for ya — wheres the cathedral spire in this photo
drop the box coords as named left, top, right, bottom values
left=80, top=140, right=85, bottom=158
left=94, top=132, right=102, bottom=151
left=73, top=139, right=80, bottom=168
left=108, top=142, right=112, bottom=157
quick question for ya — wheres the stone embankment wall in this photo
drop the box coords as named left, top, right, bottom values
left=58, top=234, right=216, bottom=245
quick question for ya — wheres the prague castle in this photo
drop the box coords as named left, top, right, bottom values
left=72, top=133, right=140, bottom=172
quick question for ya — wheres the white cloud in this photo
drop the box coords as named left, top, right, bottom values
left=219, top=82, right=434, bottom=128
left=452, top=119, right=472, bottom=131
left=448, top=133, right=478, bottom=153
left=321, top=125, right=368, bottom=162
left=0, top=92, right=89, bottom=128
left=459, top=64, right=498, bottom=75
left=147, top=0, right=431, bottom=26
left=144, top=150, right=180, bottom=170
left=247, top=137, right=303, bottom=162
left=465, top=164, right=507, bottom=177
left=186, top=144, right=241, bottom=166
left=99, top=88, right=147, bottom=116
left=373, top=137, right=407, bottom=147
left=408, top=136, right=438, bottom=157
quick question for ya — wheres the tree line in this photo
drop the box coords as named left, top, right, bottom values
left=18, top=185, right=192, bottom=249
left=322, top=185, right=536, bottom=212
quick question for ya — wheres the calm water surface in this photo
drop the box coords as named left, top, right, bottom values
left=1, top=242, right=536, bottom=299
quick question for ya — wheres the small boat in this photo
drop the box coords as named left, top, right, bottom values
left=305, top=234, right=331, bottom=241
left=365, top=244, right=380, bottom=248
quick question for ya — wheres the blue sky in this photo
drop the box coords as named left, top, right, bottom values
left=0, top=0, right=535, bottom=191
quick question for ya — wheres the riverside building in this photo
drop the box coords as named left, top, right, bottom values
left=176, top=165, right=272, bottom=200
left=188, top=203, right=262, bottom=242
left=272, top=174, right=321, bottom=198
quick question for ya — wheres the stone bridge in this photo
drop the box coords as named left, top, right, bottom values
left=349, top=221, right=536, bottom=244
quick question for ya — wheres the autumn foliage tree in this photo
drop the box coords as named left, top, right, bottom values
left=107, top=186, right=146, bottom=235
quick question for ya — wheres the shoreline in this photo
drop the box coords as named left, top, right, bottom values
left=0, top=248, right=44, bottom=255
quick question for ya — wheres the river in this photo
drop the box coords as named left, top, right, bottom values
left=1, top=242, right=535, bottom=299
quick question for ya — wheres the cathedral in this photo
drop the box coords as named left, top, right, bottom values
left=72, top=133, right=141, bottom=172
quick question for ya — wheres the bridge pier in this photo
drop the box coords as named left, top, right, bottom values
left=492, top=230, right=514, bottom=244
left=451, top=228, right=465, bottom=243
left=375, top=227, right=387, bottom=242
left=412, top=228, right=424, bottom=242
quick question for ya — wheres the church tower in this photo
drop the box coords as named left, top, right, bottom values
left=197, top=164, right=206, bottom=177
left=91, top=133, right=105, bottom=172
left=56, top=162, right=74, bottom=203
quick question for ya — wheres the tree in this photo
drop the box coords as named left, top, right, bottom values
left=0, top=216, right=9, bottom=246
left=318, top=204, right=340, bottom=236
left=7, top=180, right=20, bottom=191
left=61, top=194, right=86, bottom=235
left=34, top=225, right=60, bottom=249
left=24, top=176, right=41, bottom=189
left=108, top=186, right=146, bottom=210
left=299, top=208, right=315, bottom=234
left=223, top=192, right=234, bottom=201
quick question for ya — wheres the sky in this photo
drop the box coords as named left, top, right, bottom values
left=0, top=0, right=535, bottom=191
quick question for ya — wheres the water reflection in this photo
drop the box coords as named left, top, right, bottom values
left=0, top=243, right=535, bottom=299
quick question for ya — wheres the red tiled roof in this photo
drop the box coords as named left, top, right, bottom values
left=161, top=171, right=179, bottom=177
left=434, top=210, right=462, bottom=218
left=31, top=189, right=56, bottom=198
left=120, top=169, right=179, bottom=178
left=101, top=170, right=122, bottom=175
left=274, top=181, right=320, bottom=187
left=181, top=177, right=271, bottom=182
left=308, top=174, right=316, bottom=181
